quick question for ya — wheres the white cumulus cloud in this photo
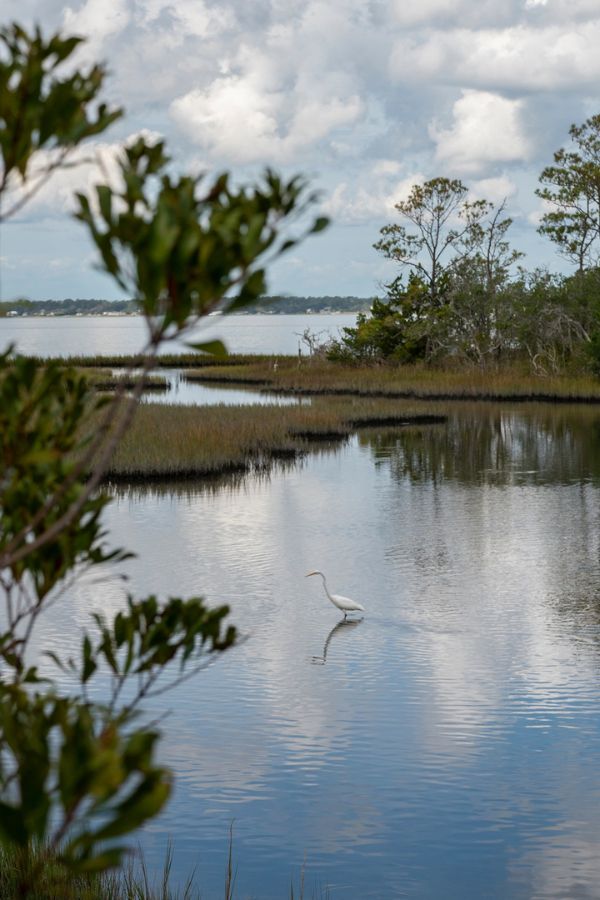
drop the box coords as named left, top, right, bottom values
left=170, top=76, right=363, bottom=165
left=469, top=175, right=518, bottom=204
left=322, top=172, right=425, bottom=225
left=170, top=78, right=280, bottom=165
left=135, top=0, right=236, bottom=38
left=8, top=0, right=600, bottom=296
left=390, top=22, right=600, bottom=92
left=430, top=90, right=534, bottom=175
left=63, top=0, right=130, bottom=57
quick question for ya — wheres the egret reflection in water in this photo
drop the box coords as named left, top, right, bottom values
left=311, top=618, right=363, bottom=665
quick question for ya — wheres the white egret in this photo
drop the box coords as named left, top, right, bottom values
left=305, top=571, right=365, bottom=619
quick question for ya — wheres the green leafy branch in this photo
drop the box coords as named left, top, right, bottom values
left=0, top=22, right=122, bottom=220
left=0, top=22, right=326, bottom=891
left=48, top=595, right=236, bottom=715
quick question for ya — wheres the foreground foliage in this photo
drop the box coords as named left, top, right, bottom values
left=0, top=839, right=324, bottom=900
left=0, top=20, right=323, bottom=894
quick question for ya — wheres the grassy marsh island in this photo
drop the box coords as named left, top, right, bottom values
left=36, top=353, right=600, bottom=401
left=29, top=352, right=275, bottom=369
left=37, top=353, right=600, bottom=482
left=67, top=353, right=600, bottom=481
left=104, top=397, right=446, bottom=481
left=183, top=358, right=600, bottom=403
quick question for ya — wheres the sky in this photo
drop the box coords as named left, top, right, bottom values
left=2, top=0, right=600, bottom=300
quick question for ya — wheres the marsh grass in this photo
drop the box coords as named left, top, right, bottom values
left=32, top=353, right=600, bottom=399
left=105, top=397, right=445, bottom=480
left=29, top=353, right=279, bottom=369
left=83, top=369, right=169, bottom=392
left=184, top=358, right=600, bottom=402
left=0, top=840, right=328, bottom=899
left=0, top=843, right=196, bottom=900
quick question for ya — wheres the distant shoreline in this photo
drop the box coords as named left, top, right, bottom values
left=0, top=310, right=361, bottom=319
left=0, top=296, right=371, bottom=318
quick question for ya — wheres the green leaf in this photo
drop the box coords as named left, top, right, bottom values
left=95, top=775, right=171, bottom=839
left=311, top=216, right=329, bottom=234
left=82, top=634, right=97, bottom=683
left=185, top=339, right=228, bottom=358
left=96, top=185, right=113, bottom=224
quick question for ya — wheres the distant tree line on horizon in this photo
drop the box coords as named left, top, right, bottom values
left=0, top=297, right=137, bottom=316
left=327, top=114, right=600, bottom=376
left=0, top=295, right=371, bottom=317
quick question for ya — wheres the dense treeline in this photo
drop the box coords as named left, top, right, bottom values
left=328, top=114, right=600, bottom=375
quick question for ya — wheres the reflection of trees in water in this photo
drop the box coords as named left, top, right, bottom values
left=107, top=445, right=345, bottom=502
left=360, top=404, right=600, bottom=486
left=546, top=517, right=600, bottom=634
left=550, top=585, right=600, bottom=639
left=108, top=470, right=253, bottom=501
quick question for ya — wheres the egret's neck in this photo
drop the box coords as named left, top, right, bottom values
left=318, top=573, right=332, bottom=601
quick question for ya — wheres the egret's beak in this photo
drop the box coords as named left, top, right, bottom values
left=305, top=571, right=318, bottom=577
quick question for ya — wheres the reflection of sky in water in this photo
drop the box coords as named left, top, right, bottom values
left=25, top=405, right=600, bottom=899
left=140, top=370, right=311, bottom=407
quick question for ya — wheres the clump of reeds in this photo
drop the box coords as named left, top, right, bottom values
left=0, top=838, right=329, bottom=899
left=0, top=842, right=196, bottom=900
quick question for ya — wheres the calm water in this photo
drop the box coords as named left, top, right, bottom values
left=138, top=369, right=311, bottom=407
left=1, top=313, right=355, bottom=357
left=6, top=320, right=600, bottom=897
left=28, top=401, right=600, bottom=899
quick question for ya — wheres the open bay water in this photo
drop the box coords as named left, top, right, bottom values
left=6, top=318, right=600, bottom=897
left=0, top=312, right=356, bottom=357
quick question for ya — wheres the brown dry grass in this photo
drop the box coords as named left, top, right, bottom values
left=184, top=358, right=600, bottom=401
